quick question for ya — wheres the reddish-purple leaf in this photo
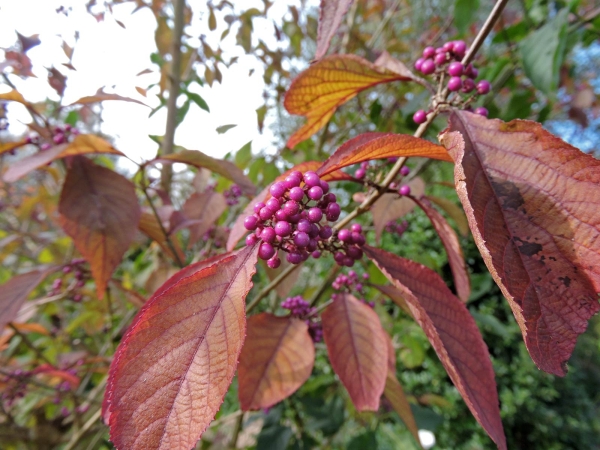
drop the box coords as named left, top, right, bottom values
left=412, top=196, right=470, bottom=302
left=373, top=284, right=412, bottom=317
left=440, top=111, right=600, bottom=376
left=176, top=191, right=227, bottom=248
left=0, top=270, right=52, bottom=331
left=364, top=245, right=506, bottom=450
left=321, top=294, right=387, bottom=411
left=138, top=212, right=185, bottom=264
left=156, top=149, right=255, bottom=196
left=103, top=245, right=259, bottom=450
left=317, top=133, right=452, bottom=177
left=427, top=195, right=469, bottom=236
left=238, top=313, right=315, bottom=410
left=315, top=0, right=355, bottom=59
left=4, top=134, right=124, bottom=182
left=226, top=161, right=352, bottom=252
left=58, top=157, right=140, bottom=298
left=371, top=177, right=425, bottom=242
left=69, top=88, right=149, bottom=107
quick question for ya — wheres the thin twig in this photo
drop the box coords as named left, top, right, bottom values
left=462, top=0, right=510, bottom=67
left=229, top=412, right=244, bottom=449
left=246, top=264, right=296, bottom=313
left=8, top=323, right=52, bottom=366
left=63, top=408, right=102, bottom=450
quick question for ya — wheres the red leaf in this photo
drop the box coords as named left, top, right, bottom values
left=4, top=134, right=124, bottom=182
left=58, top=157, right=140, bottom=298
left=321, top=294, right=387, bottom=411
left=176, top=191, right=227, bottom=248
left=364, top=245, right=506, bottom=450
left=412, top=196, right=470, bottom=302
left=226, top=161, right=352, bottom=252
left=317, top=133, right=452, bottom=177
left=440, top=111, right=600, bottom=376
left=0, top=270, right=52, bottom=331
left=284, top=55, right=414, bottom=148
left=48, top=67, right=66, bottom=97
left=103, top=246, right=259, bottom=450
left=156, top=149, right=255, bottom=196
left=238, top=313, right=314, bottom=410
left=371, top=177, right=425, bottom=242
left=315, top=0, right=355, bottom=59
left=373, top=284, right=412, bottom=317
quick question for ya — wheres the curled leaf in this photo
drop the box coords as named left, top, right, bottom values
left=238, top=313, right=314, bottom=410
left=284, top=55, right=413, bottom=148
left=440, top=111, right=600, bottom=376
left=317, top=133, right=452, bottom=177
left=365, top=245, right=506, bottom=450
left=104, top=246, right=259, bottom=450
left=58, top=157, right=140, bottom=298
left=321, top=294, right=387, bottom=411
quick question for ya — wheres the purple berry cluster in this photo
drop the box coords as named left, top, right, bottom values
left=244, top=170, right=364, bottom=268
left=331, top=270, right=374, bottom=308
left=413, top=40, right=491, bottom=121
left=385, top=219, right=409, bottom=237
left=223, top=184, right=242, bottom=206
left=25, top=124, right=80, bottom=152
left=49, top=258, right=88, bottom=302
left=281, top=295, right=323, bottom=342
left=354, top=161, right=369, bottom=179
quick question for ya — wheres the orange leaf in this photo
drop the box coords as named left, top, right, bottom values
left=412, top=196, right=470, bottom=302
left=238, top=313, right=314, bottom=410
left=284, top=55, right=413, bottom=148
left=317, top=133, right=452, bottom=177
left=365, top=245, right=506, bottom=450
left=4, top=134, right=124, bottom=182
left=0, top=90, right=28, bottom=105
left=371, top=177, right=425, bottom=242
left=69, top=88, right=149, bottom=107
left=103, top=246, right=258, bottom=450
left=0, top=139, right=28, bottom=155
left=138, top=212, right=185, bottom=264
left=58, top=157, right=140, bottom=298
left=321, top=293, right=387, bottom=411
left=226, top=161, right=351, bottom=252
left=156, top=149, right=255, bottom=196
left=315, top=0, right=355, bottom=59
left=0, top=270, right=52, bottom=330
left=440, top=111, right=600, bottom=376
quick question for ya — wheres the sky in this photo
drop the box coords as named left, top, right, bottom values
left=0, top=0, right=296, bottom=164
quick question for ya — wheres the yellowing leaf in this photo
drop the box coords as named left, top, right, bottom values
left=238, top=313, right=314, bottom=410
left=0, top=139, right=28, bottom=155
left=284, top=55, right=412, bottom=148
left=0, top=90, right=28, bottom=105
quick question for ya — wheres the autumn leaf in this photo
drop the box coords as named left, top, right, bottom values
left=0, top=90, right=28, bottom=105
left=315, top=0, right=355, bottom=59
left=175, top=191, right=227, bottom=248
left=156, top=149, right=255, bottom=196
left=321, top=293, right=387, bottom=411
left=238, top=313, right=315, bottom=410
left=69, top=88, right=149, bottom=107
left=371, top=177, right=425, bottom=242
left=4, top=134, right=124, bottom=182
left=0, top=270, right=52, bottom=331
left=0, top=139, right=28, bottom=155
left=412, top=196, right=470, bottom=302
left=58, top=157, right=141, bottom=298
left=317, top=133, right=452, bottom=177
left=427, top=195, right=469, bottom=236
left=226, top=161, right=352, bottom=251
left=284, top=55, right=414, bottom=148
left=364, top=245, right=506, bottom=450
left=373, top=284, right=412, bottom=317
left=138, top=212, right=185, bottom=264
left=103, top=245, right=258, bottom=450
left=440, top=111, right=600, bottom=376
left=263, top=259, right=302, bottom=299
left=382, top=332, right=421, bottom=447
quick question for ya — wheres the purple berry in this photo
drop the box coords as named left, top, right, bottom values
left=283, top=200, right=300, bottom=216
left=351, top=223, right=362, bottom=233
left=347, top=246, right=363, bottom=260
left=462, top=78, right=475, bottom=93
left=308, top=224, right=320, bottom=238
left=62, top=266, right=72, bottom=274
left=303, top=171, right=321, bottom=187
left=434, top=53, right=447, bottom=66
left=333, top=251, right=346, bottom=264
left=288, top=213, right=301, bottom=224
left=297, top=219, right=311, bottom=233
left=258, top=243, right=276, bottom=260
left=261, top=227, right=276, bottom=243
left=267, top=256, right=281, bottom=269
left=246, top=234, right=259, bottom=245
left=399, top=185, right=411, bottom=196
left=442, top=41, right=454, bottom=52
left=476, top=80, right=491, bottom=95
left=40, top=143, right=51, bottom=151
left=448, top=76, right=462, bottom=91
left=319, top=225, right=333, bottom=239
left=413, top=110, right=427, bottom=124
left=259, top=207, right=273, bottom=221
left=338, top=229, right=352, bottom=242
left=343, top=256, right=355, bottom=267
left=400, top=166, right=410, bottom=176
left=326, top=203, right=341, bottom=221
left=244, top=215, right=259, bottom=231
left=475, top=107, right=488, bottom=117
left=270, top=182, right=286, bottom=198
left=414, top=57, right=424, bottom=71
left=448, top=62, right=464, bottom=77
left=287, top=252, right=303, bottom=264
left=266, top=197, right=281, bottom=211
left=275, top=221, right=292, bottom=236
left=274, top=209, right=289, bottom=221
left=254, top=202, right=266, bottom=214
left=293, top=231, right=310, bottom=247
left=422, top=46, right=435, bottom=59
left=420, top=59, right=435, bottom=75
left=352, top=232, right=365, bottom=246
left=289, top=186, right=304, bottom=201
left=355, top=168, right=366, bottom=179
left=320, top=180, right=330, bottom=194
left=307, top=239, right=318, bottom=252
left=308, top=186, right=324, bottom=200
left=312, top=250, right=321, bottom=258
left=452, top=40, right=466, bottom=56
left=323, top=193, right=337, bottom=204
left=307, top=207, right=323, bottom=223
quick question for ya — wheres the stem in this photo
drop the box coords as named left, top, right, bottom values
left=8, top=323, right=53, bottom=366
left=160, top=0, right=186, bottom=194
left=63, top=408, right=102, bottom=450
left=462, top=0, right=510, bottom=67
left=246, top=264, right=296, bottom=313
left=308, top=267, right=340, bottom=306
left=229, top=412, right=244, bottom=449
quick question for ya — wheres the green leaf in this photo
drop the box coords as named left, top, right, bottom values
left=348, top=431, right=378, bottom=450
left=216, top=124, right=237, bottom=134
left=454, top=0, right=480, bottom=35
left=519, top=8, right=569, bottom=95
left=65, top=110, right=79, bottom=126
left=234, top=141, right=252, bottom=168
left=186, top=92, right=210, bottom=112
left=175, top=100, right=190, bottom=125
left=257, top=424, right=293, bottom=450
